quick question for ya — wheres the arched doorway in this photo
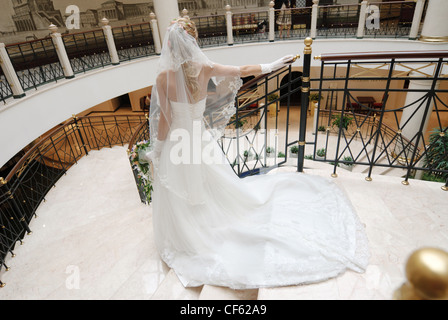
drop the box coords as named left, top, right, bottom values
left=280, top=71, right=302, bottom=106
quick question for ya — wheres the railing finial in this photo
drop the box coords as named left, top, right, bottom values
left=304, top=37, right=313, bottom=55
left=394, top=247, right=448, bottom=300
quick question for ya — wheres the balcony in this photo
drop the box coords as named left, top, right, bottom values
left=0, top=2, right=447, bottom=300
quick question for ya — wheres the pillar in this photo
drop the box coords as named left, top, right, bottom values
left=357, top=0, right=368, bottom=39
left=101, top=18, right=120, bottom=65
left=153, top=0, right=180, bottom=42
left=0, top=43, right=25, bottom=98
left=150, top=12, right=162, bottom=55
left=419, top=0, right=448, bottom=42
left=225, top=5, right=234, bottom=45
left=310, top=0, right=319, bottom=40
left=268, top=1, right=275, bottom=42
left=399, top=75, right=439, bottom=145
left=409, top=0, right=426, bottom=40
left=49, top=24, right=74, bottom=79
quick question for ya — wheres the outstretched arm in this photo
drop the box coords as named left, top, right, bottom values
left=210, top=55, right=294, bottom=78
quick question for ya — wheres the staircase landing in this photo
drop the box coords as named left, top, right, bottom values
left=0, top=146, right=446, bottom=300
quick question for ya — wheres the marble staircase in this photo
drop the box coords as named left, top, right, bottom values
left=0, top=145, right=447, bottom=300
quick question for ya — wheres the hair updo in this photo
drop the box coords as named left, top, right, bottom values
left=171, top=16, right=198, bottom=41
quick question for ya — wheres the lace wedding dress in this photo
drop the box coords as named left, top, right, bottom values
left=145, top=18, right=369, bottom=290
left=151, top=98, right=370, bottom=289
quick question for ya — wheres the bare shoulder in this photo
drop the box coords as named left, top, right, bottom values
left=156, top=71, right=168, bottom=86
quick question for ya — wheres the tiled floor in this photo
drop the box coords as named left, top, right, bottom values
left=0, top=144, right=446, bottom=300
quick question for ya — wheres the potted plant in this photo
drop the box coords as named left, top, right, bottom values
left=267, top=93, right=279, bottom=117
left=422, top=127, right=448, bottom=182
left=266, top=146, right=275, bottom=158
left=309, top=92, right=322, bottom=116
left=332, top=114, right=353, bottom=131
left=340, top=156, right=354, bottom=171
left=316, top=148, right=326, bottom=160
left=278, top=151, right=285, bottom=158
left=243, top=150, right=253, bottom=161
left=289, top=145, right=299, bottom=158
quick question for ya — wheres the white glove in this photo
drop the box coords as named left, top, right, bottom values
left=260, top=55, right=294, bottom=74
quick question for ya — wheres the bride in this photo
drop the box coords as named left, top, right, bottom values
left=143, top=17, right=369, bottom=289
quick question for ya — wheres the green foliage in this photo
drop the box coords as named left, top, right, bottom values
left=278, top=151, right=285, bottom=158
left=318, top=125, right=326, bottom=132
left=331, top=114, right=353, bottom=130
left=317, top=148, right=326, bottom=157
left=266, top=146, right=274, bottom=154
left=309, top=93, right=322, bottom=102
left=304, top=154, right=313, bottom=160
left=267, top=93, right=279, bottom=102
left=342, top=156, right=354, bottom=166
left=129, top=140, right=153, bottom=203
left=290, top=145, right=299, bottom=154
left=422, top=127, right=448, bottom=181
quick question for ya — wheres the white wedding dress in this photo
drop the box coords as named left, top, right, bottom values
left=151, top=98, right=370, bottom=290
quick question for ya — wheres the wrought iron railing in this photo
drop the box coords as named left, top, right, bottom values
left=0, top=2, right=425, bottom=104
left=312, top=50, right=448, bottom=187
left=112, top=22, right=156, bottom=62
left=0, top=113, right=146, bottom=287
left=4, top=38, right=65, bottom=92
left=62, top=29, right=112, bottom=74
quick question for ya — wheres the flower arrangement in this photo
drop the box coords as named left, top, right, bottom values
left=129, top=140, right=153, bottom=203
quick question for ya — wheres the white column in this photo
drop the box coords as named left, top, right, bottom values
left=268, top=1, right=275, bottom=42
left=419, top=0, right=448, bottom=42
left=153, top=0, right=180, bottom=42
left=409, top=0, right=426, bottom=40
left=101, top=18, right=120, bottom=65
left=357, top=1, right=368, bottom=39
left=49, top=24, right=74, bottom=79
left=0, top=43, right=25, bottom=98
left=399, top=75, right=439, bottom=145
left=225, top=5, right=234, bottom=46
left=150, top=12, right=162, bottom=55
left=310, top=0, right=319, bottom=40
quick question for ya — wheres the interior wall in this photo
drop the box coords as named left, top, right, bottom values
left=0, top=38, right=446, bottom=168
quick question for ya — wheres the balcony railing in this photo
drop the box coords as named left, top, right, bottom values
left=0, top=1, right=425, bottom=103
left=0, top=113, right=146, bottom=286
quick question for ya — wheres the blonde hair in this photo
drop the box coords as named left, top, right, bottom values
left=174, top=17, right=202, bottom=101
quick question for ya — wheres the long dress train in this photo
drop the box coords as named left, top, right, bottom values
left=151, top=98, right=370, bottom=290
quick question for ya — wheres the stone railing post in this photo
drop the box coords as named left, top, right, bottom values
left=357, top=1, right=369, bottom=39
left=0, top=43, right=25, bottom=98
left=49, top=23, right=74, bottom=79
left=150, top=12, right=162, bottom=55
left=409, top=0, right=426, bottom=40
left=225, top=5, right=234, bottom=46
left=268, top=1, right=275, bottom=42
left=310, top=0, right=319, bottom=39
left=101, top=18, right=120, bottom=65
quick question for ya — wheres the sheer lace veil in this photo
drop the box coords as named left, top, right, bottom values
left=146, top=17, right=243, bottom=171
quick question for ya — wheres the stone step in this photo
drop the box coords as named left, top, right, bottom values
left=150, top=269, right=202, bottom=300
left=198, top=285, right=258, bottom=300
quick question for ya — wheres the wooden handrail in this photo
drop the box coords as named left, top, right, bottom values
left=316, top=50, right=448, bottom=62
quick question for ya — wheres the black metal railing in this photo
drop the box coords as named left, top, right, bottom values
left=311, top=50, right=448, bottom=187
left=112, top=22, right=156, bottom=61
left=316, top=3, right=360, bottom=38
left=0, top=113, right=146, bottom=286
left=0, top=69, right=13, bottom=103
left=364, top=1, right=416, bottom=39
left=192, top=14, right=228, bottom=48
left=62, top=29, right=112, bottom=73
left=232, top=10, right=270, bottom=44
left=5, top=38, right=65, bottom=91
